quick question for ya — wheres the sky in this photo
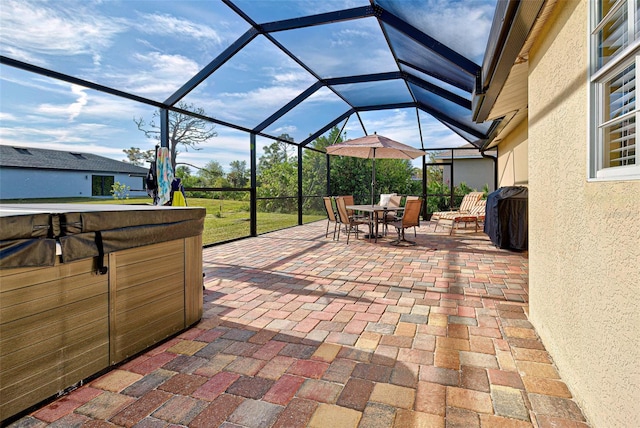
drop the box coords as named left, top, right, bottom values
left=0, top=0, right=497, bottom=172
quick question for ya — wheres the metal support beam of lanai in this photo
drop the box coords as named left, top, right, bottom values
left=377, top=8, right=480, bottom=77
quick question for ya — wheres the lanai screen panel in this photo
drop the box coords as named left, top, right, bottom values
left=383, top=24, right=475, bottom=93
left=179, top=35, right=317, bottom=130
left=263, top=87, right=352, bottom=144
left=333, top=80, right=414, bottom=108
left=355, top=109, right=423, bottom=148
left=306, top=119, right=350, bottom=150
left=190, top=123, right=250, bottom=184
left=270, top=18, right=398, bottom=79
left=375, top=0, right=496, bottom=64
left=0, top=1, right=249, bottom=103
left=441, top=123, right=484, bottom=147
left=410, top=83, right=491, bottom=141
left=229, top=0, right=370, bottom=23
left=0, top=64, right=158, bottom=164
left=1, top=0, right=503, bottom=173
left=401, top=64, right=471, bottom=100
left=417, top=111, right=474, bottom=149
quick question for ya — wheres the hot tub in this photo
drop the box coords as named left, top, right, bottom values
left=0, top=204, right=206, bottom=422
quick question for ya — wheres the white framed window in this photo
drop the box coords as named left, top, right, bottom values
left=590, top=0, right=640, bottom=180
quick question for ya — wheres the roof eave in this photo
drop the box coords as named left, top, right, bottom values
left=472, top=0, right=552, bottom=125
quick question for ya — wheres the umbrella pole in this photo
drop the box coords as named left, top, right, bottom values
left=371, top=149, right=376, bottom=206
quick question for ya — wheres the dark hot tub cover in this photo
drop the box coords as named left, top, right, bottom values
left=0, top=204, right=205, bottom=268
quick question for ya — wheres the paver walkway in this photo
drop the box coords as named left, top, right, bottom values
left=8, top=221, right=589, bottom=427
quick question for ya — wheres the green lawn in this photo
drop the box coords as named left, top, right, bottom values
left=0, top=197, right=325, bottom=245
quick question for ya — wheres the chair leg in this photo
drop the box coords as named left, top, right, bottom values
left=390, top=226, right=416, bottom=246
left=401, top=228, right=416, bottom=245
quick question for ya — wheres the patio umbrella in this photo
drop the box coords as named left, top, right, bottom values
left=326, top=134, right=424, bottom=205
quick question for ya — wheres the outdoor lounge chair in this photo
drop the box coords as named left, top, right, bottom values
left=322, top=197, right=338, bottom=240
left=435, top=199, right=487, bottom=234
left=389, top=198, right=422, bottom=246
left=335, top=196, right=370, bottom=244
left=430, top=191, right=484, bottom=221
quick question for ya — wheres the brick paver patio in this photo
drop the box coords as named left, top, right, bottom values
left=8, top=221, right=589, bottom=427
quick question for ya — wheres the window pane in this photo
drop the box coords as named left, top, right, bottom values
left=602, top=62, right=637, bottom=168
left=598, top=0, right=618, bottom=22
left=596, top=1, right=629, bottom=69
left=606, top=63, right=636, bottom=121
left=92, top=175, right=114, bottom=196
left=636, top=0, right=640, bottom=38
left=603, top=116, right=636, bottom=166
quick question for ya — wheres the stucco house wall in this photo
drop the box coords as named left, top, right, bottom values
left=0, top=168, right=146, bottom=199
left=0, top=145, right=149, bottom=200
left=442, top=157, right=495, bottom=192
left=497, top=119, right=528, bottom=187
left=526, top=1, right=640, bottom=427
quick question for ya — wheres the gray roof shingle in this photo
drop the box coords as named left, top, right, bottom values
left=0, top=145, right=149, bottom=174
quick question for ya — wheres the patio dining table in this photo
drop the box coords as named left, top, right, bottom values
left=347, top=204, right=403, bottom=242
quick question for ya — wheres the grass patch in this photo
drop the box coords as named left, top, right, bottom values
left=1, top=197, right=324, bottom=245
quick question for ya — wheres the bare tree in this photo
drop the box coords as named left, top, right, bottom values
left=134, top=101, right=217, bottom=173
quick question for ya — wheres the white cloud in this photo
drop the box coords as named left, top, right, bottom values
left=0, top=0, right=125, bottom=65
left=270, top=70, right=315, bottom=85
left=272, top=125, right=297, bottom=135
left=27, top=82, right=148, bottom=124
left=331, top=28, right=370, bottom=47
left=135, top=13, right=224, bottom=46
left=0, top=46, right=45, bottom=66
left=68, top=85, right=88, bottom=121
left=102, top=51, right=202, bottom=97
left=2, top=122, right=107, bottom=145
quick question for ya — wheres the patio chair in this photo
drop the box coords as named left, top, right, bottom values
left=430, top=191, right=484, bottom=221
left=337, top=195, right=356, bottom=226
left=435, top=199, right=487, bottom=234
left=404, top=195, right=420, bottom=237
left=335, top=196, right=370, bottom=244
left=322, top=197, right=338, bottom=240
left=381, top=194, right=403, bottom=235
left=389, top=198, right=422, bottom=246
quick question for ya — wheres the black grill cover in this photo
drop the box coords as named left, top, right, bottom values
left=484, top=186, right=528, bottom=251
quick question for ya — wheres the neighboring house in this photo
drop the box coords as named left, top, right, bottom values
left=0, top=145, right=149, bottom=200
left=432, top=144, right=497, bottom=192
left=474, top=1, right=639, bottom=427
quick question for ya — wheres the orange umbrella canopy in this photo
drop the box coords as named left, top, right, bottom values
left=325, top=134, right=424, bottom=160
left=326, top=134, right=424, bottom=205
